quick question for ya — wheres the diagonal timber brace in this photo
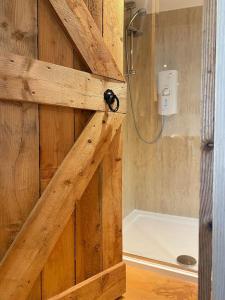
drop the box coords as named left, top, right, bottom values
left=0, top=112, right=125, bottom=300
left=48, top=262, right=126, bottom=300
left=48, top=0, right=124, bottom=81
left=0, top=54, right=127, bottom=113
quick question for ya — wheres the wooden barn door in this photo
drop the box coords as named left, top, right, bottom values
left=0, top=1, right=126, bottom=300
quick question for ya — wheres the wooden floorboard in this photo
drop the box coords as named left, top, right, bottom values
left=122, top=265, right=198, bottom=300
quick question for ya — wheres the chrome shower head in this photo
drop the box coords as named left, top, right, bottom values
left=137, top=8, right=147, bottom=17
left=125, top=1, right=136, bottom=10
left=125, top=7, right=147, bottom=76
left=127, top=8, right=147, bottom=30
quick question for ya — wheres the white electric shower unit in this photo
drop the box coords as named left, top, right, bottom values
left=158, top=70, right=178, bottom=116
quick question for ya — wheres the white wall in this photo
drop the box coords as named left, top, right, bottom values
left=126, top=0, right=203, bottom=13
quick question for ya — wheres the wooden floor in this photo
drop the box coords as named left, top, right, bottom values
left=122, top=265, right=198, bottom=300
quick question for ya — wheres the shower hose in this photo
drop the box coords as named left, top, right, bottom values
left=125, top=30, right=165, bottom=145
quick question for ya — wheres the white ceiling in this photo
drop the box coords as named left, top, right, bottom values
left=126, top=0, right=203, bottom=13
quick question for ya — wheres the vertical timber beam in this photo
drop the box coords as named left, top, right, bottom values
left=76, top=1, right=125, bottom=285
left=102, top=0, right=125, bottom=271
left=102, top=129, right=123, bottom=268
left=103, top=0, right=124, bottom=76
left=0, top=1, right=39, bottom=298
left=75, top=0, right=103, bottom=283
left=213, top=0, right=225, bottom=298
left=199, top=0, right=216, bottom=299
left=38, top=0, right=75, bottom=298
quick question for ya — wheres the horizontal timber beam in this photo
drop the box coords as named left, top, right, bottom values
left=49, top=262, right=126, bottom=300
left=48, top=0, right=124, bottom=81
left=0, top=112, right=125, bottom=300
left=0, top=54, right=127, bottom=113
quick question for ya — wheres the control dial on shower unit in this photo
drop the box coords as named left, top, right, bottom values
left=158, top=70, right=178, bottom=116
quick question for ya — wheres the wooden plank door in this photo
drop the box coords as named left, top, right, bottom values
left=0, top=0, right=39, bottom=265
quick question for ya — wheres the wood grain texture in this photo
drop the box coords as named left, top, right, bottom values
left=0, top=0, right=39, bottom=263
left=48, top=0, right=124, bottom=81
left=102, top=128, right=123, bottom=269
left=0, top=1, right=37, bottom=57
left=74, top=109, right=103, bottom=284
left=0, top=53, right=127, bottom=113
left=101, top=0, right=124, bottom=271
left=124, top=264, right=197, bottom=300
left=49, top=263, right=126, bottom=300
left=124, top=7, right=202, bottom=218
left=75, top=166, right=102, bottom=283
left=0, top=3, right=125, bottom=299
left=38, top=0, right=75, bottom=297
left=199, top=1, right=216, bottom=299
left=86, top=0, right=103, bottom=31
left=0, top=112, right=124, bottom=300
left=212, top=0, right=225, bottom=299
left=42, top=217, right=75, bottom=300
left=75, top=0, right=103, bottom=284
left=103, top=0, right=124, bottom=75
left=28, top=278, right=42, bottom=300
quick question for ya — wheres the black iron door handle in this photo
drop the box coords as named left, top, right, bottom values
left=104, top=89, right=120, bottom=112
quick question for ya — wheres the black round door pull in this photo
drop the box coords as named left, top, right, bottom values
left=104, top=89, right=120, bottom=112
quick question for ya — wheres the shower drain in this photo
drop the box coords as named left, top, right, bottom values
left=177, top=255, right=197, bottom=266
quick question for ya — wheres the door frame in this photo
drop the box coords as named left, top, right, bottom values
left=199, top=0, right=225, bottom=299
left=212, top=0, right=225, bottom=299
